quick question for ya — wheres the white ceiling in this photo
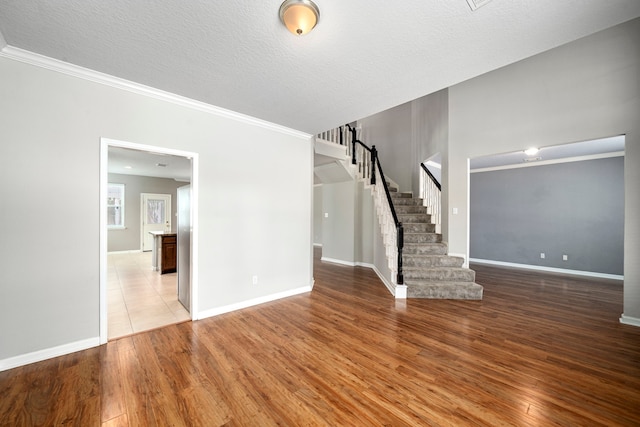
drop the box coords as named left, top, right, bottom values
left=108, top=146, right=192, bottom=181
left=1, top=1, right=639, bottom=135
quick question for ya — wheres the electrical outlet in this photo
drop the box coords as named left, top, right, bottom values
left=540, top=253, right=545, bottom=259
left=562, top=255, right=568, bottom=261
left=252, top=275, right=258, bottom=285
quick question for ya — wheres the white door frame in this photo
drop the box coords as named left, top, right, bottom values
left=100, top=137, right=200, bottom=344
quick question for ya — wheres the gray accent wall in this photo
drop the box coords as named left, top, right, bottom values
left=448, top=18, right=639, bottom=320
left=470, top=157, right=624, bottom=275
left=107, top=173, right=186, bottom=252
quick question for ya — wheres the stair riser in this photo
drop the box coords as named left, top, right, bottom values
left=403, top=256, right=464, bottom=268
left=404, top=234, right=442, bottom=243
left=395, top=206, right=427, bottom=214
left=406, top=286, right=483, bottom=300
left=392, top=198, right=424, bottom=206
left=403, top=223, right=436, bottom=233
left=403, top=245, right=448, bottom=255
left=390, top=193, right=413, bottom=199
left=398, top=214, right=430, bottom=223
left=404, top=269, right=476, bottom=282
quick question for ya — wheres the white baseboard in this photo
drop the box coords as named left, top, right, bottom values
left=469, top=258, right=624, bottom=281
left=107, top=249, right=142, bottom=255
left=197, top=285, right=313, bottom=320
left=320, top=257, right=356, bottom=266
left=320, top=258, right=407, bottom=299
left=0, top=337, right=100, bottom=372
left=313, top=243, right=323, bottom=247
left=620, top=314, right=640, bottom=327
left=370, top=265, right=407, bottom=299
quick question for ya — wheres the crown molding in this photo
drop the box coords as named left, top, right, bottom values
left=471, top=151, right=625, bottom=173
left=0, top=45, right=311, bottom=140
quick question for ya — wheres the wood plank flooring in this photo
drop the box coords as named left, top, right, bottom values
left=1, top=249, right=639, bottom=426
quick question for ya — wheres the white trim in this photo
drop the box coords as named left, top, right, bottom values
left=198, top=285, right=313, bottom=320
left=355, top=262, right=374, bottom=269
left=471, top=151, right=624, bottom=174
left=318, top=258, right=408, bottom=298
left=100, top=138, right=199, bottom=340
left=0, top=46, right=311, bottom=140
left=313, top=243, right=323, bottom=247
left=469, top=258, right=624, bottom=280
left=107, top=249, right=142, bottom=255
left=0, top=337, right=100, bottom=372
left=620, top=314, right=640, bottom=327
left=100, top=142, right=109, bottom=343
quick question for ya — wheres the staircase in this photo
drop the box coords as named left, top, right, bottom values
left=390, top=189, right=483, bottom=300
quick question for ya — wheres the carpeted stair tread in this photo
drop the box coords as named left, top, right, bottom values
left=390, top=192, right=414, bottom=198
left=404, top=233, right=442, bottom=243
left=403, top=243, right=448, bottom=255
left=403, top=267, right=476, bottom=281
left=403, top=223, right=436, bottom=233
left=403, top=254, right=465, bottom=268
left=404, top=281, right=484, bottom=300
left=398, top=213, right=431, bottom=223
left=395, top=205, right=428, bottom=214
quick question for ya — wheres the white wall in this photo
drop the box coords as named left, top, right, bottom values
left=448, top=18, right=640, bottom=320
left=313, top=185, right=323, bottom=245
left=321, top=181, right=356, bottom=264
left=0, top=55, right=313, bottom=366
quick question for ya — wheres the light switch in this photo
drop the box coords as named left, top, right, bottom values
left=324, top=212, right=329, bottom=218
left=452, top=208, right=458, bottom=215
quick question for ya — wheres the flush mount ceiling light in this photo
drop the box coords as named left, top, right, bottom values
left=279, top=0, right=320, bottom=35
left=524, top=147, right=540, bottom=156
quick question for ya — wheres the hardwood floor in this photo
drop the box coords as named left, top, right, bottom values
left=1, top=249, right=639, bottom=426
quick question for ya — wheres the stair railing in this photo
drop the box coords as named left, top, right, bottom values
left=345, top=124, right=404, bottom=285
left=420, top=163, right=441, bottom=234
left=316, top=125, right=353, bottom=159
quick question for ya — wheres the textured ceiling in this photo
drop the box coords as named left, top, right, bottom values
left=1, top=1, right=639, bottom=134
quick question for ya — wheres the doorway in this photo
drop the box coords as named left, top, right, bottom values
left=141, top=193, right=172, bottom=251
left=100, top=138, right=199, bottom=344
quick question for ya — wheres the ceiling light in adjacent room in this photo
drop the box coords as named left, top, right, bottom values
left=279, top=0, right=320, bottom=35
left=524, top=147, right=539, bottom=156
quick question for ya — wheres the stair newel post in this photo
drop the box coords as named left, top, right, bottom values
left=397, top=223, right=404, bottom=284
left=370, top=145, right=377, bottom=185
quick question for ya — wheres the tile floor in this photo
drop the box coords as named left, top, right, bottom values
left=107, top=251, right=191, bottom=340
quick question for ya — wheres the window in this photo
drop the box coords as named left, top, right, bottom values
left=107, top=183, right=125, bottom=229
